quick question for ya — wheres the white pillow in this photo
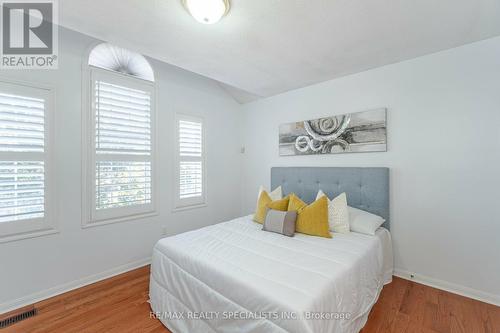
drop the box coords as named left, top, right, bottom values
left=316, top=190, right=350, bottom=233
left=348, top=206, right=385, bottom=235
left=257, top=185, right=282, bottom=201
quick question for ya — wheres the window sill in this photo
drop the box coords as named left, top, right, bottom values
left=172, top=203, right=207, bottom=213
left=82, top=211, right=158, bottom=229
left=0, top=227, right=59, bottom=244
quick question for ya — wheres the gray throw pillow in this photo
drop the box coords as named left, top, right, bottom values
left=262, top=209, right=297, bottom=237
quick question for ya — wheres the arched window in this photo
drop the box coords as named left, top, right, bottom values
left=84, top=43, right=156, bottom=226
left=88, top=43, right=154, bottom=82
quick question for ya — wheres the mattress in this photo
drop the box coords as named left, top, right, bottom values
left=150, top=215, right=393, bottom=333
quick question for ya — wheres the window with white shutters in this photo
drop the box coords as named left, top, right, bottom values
left=0, top=81, right=54, bottom=242
left=86, top=68, right=155, bottom=224
left=175, top=115, right=205, bottom=209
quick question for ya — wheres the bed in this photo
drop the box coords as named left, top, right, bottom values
left=150, top=167, right=392, bottom=333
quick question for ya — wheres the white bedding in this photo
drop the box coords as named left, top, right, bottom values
left=150, top=215, right=393, bottom=333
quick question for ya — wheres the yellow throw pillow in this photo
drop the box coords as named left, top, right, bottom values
left=253, top=192, right=290, bottom=224
left=288, top=194, right=331, bottom=238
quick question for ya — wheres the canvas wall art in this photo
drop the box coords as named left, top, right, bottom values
left=279, top=108, right=387, bottom=156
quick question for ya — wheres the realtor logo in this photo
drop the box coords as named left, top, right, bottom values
left=1, top=0, right=58, bottom=68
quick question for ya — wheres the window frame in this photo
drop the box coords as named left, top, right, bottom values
left=82, top=66, right=157, bottom=228
left=173, top=113, right=206, bottom=211
left=0, top=78, right=56, bottom=243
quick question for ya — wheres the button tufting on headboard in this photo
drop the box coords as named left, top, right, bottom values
left=271, top=167, right=390, bottom=229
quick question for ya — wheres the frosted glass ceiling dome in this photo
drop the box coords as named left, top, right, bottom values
left=182, top=0, right=230, bottom=24
left=88, top=43, right=154, bottom=82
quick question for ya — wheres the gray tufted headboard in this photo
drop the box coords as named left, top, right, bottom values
left=271, top=167, right=390, bottom=229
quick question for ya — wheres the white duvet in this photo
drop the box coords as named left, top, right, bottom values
left=150, top=215, right=393, bottom=333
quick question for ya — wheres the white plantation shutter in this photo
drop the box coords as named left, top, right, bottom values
left=95, top=81, right=151, bottom=156
left=179, top=161, right=202, bottom=199
left=0, top=92, right=45, bottom=223
left=176, top=116, right=205, bottom=208
left=0, top=93, right=44, bottom=153
left=0, top=161, right=45, bottom=223
left=179, top=120, right=202, bottom=157
left=89, top=68, right=155, bottom=222
left=95, top=161, right=151, bottom=209
left=0, top=81, right=53, bottom=241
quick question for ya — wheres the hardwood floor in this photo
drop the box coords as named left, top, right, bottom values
left=2, top=266, right=499, bottom=333
left=361, top=276, right=500, bottom=333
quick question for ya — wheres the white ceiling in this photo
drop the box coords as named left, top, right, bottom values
left=60, top=0, right=500, bottom=103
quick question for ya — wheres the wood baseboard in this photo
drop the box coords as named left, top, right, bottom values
left=394, top=268, right=500, bottom=306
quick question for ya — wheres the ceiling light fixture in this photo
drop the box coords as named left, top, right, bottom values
left=182, top=0, right=230, bottom=24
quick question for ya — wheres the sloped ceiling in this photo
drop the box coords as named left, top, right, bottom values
left=60, top=0, right=500, bottom=103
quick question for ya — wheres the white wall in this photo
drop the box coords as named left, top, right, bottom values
left=241, top=37, right=500, bottom=303
left=0, top=28, right=243, bottom=311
